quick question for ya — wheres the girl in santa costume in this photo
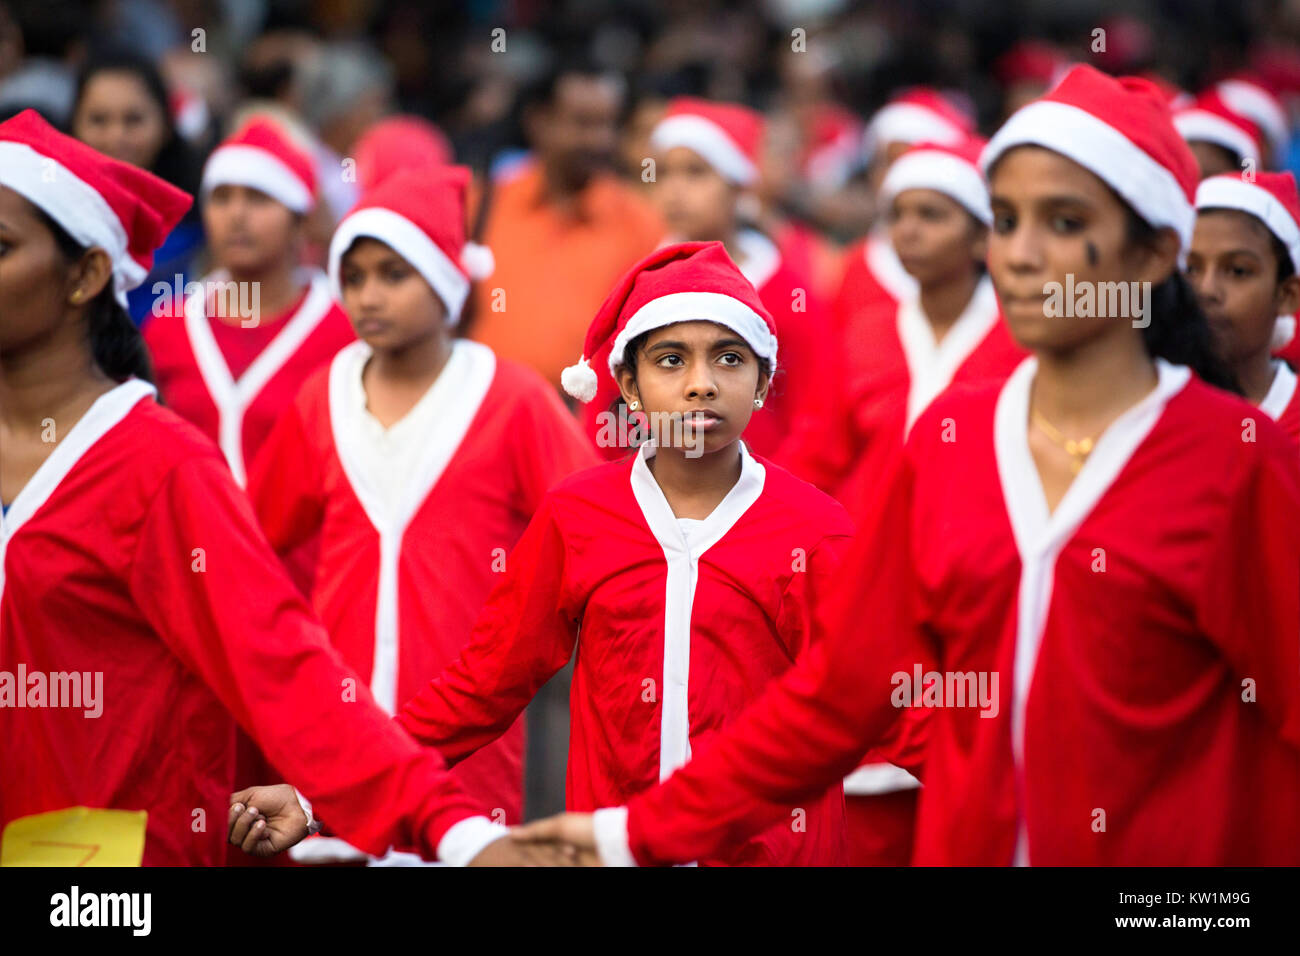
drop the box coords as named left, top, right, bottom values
left=781, top=138, right=1025, bottom=500
left=143, top=116, right=355, bottom=491
left=830, top=89, right=977, bottom=355
left=780, top=135, right=1024, bottom=863
left=1187, top=170, right=1300, bottom=446
left=580, top=97, right=832, bottom=463
left=369, top=240, right=862, bottom=866
left=516, top=65, right=1300, bottom=867
left=245, top=165, right=597, bottom=863
left=0, top=109, right=555, bottom=868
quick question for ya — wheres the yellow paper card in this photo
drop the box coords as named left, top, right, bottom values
left=1, top=807, right=147, bottom=866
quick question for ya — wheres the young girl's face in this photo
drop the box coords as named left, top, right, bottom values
left=617, top=320, right=769, bottom=457
left=204, top=185, right=299, bottom=274
left=0, top=186, right=83, bottom=355
left=1186, top=209, right=1300, bottom=363
left=339, top=237, right=447, bottom=349
left=987, top=145, right=1178, bottom=352
left=887, top=188, right=986, bottom=286
left=656, top=146, right=737, bottom=241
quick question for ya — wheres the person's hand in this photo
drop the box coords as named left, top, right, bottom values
left=228, top=785, right=309, bottom=857
left=510, top=813, right=602, bottom=866
left=466, top=833, right=584, bottom=866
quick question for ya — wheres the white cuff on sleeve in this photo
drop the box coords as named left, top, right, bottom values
left=592, top=806, right=638, bottom=867
left=294, top=788, right=323, bottom=835
left=437, top=816, right=510, bottom=867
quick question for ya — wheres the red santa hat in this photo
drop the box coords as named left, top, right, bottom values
left=1174, top=89, right=1265, bottom=167
left=1195, top=170, right=1300, bottom=273
left=0, top=109, right=192, bottom=309
left=879, top=137, right=992, bottom=225
left=327, top=165, right=492, bottom=321
left=560, top=241, right=778, bottom=403
left=650, top=98, right=764, bottom=186
left=862, top=88, right=975, bottom=161
left=981, top=64, right=1199, bottom=253
left=201, top=117, right=317, bottom=213
left=354, top=115, right=454, bottom=191
left=1216, top=77, right=1289, bottom=160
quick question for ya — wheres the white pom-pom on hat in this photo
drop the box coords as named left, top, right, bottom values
left=561, top=356, right=599, bottom=403
left=1273, top=315, right=1296, bottom=351
left=461, top=241, right=495, bottom=280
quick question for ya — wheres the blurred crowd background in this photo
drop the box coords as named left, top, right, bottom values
left=7, top=0, right=1300, bottom=815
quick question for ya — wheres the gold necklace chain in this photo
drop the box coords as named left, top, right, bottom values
left=1031, top=410, right=1098, bottom=475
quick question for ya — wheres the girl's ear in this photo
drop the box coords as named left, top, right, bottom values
left=755, top=366, right=771, bottom=403
left=1276, top=273, right=1300, bottom=318
left=70, top=248, right=114, bottom=306
left=616, top=363, right=640, bottom=408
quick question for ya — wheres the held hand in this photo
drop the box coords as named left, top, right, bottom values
left=228, top=784, right=309, bottom=857
left=510, top=813, right=602, bottom=866
left=466, top=833, right=585, bottom=866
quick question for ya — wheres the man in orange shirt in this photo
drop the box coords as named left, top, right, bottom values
left=467, top=63, right=664, bottom=391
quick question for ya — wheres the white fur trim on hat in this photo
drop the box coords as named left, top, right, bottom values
left=651, top=114, right=757, bottom=186
left=1273, top=314, right=1296, bottom=350
left=561, top=356, right=599, bottom=402
left=1174, top=110, right=1260, bottom=166
left=982, top=100, right=1196, bottom=251
left=1218, top=80, right=1289, bottom=157
left=1196, top=175, right=1300, bottom=273
left=328, top=206, right=469, bottom=322
left=880, top=149, right=992, bottom=225
left=607, top=291, right=778, bottom=378
left=0, top=140, right=141, bottom=308
left=202, top=144, right=314, bottom=213
left=864, top=102, right=967, bottom=159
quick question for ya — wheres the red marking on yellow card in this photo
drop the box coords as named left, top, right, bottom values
left=1, top=807, right=147, bottom=866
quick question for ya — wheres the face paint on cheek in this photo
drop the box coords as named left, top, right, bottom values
left=1085, top=240, right=1099, bottom=268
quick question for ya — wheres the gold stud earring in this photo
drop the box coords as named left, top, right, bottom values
left=754, top=398, right=764, bottom=409
left=628, top=400, right=639, bottom=411
left=70, top=290, right=83, bottom=304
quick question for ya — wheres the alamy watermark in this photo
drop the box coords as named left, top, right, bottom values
left=151, top=274, right=261, bottom=327
left=0, top=665, right=103, bottom=718
left=1044, top=274, right=1150, bottom=329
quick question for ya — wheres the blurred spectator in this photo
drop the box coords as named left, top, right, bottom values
left=71, top=49, right=204, bottom=326
left=297, top=40, right=396, bottom=222
left=466, top=59, right=664, bottom=391
left=0, top=1, right=83, bottom=124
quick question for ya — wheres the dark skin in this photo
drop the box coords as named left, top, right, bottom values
left=1186, top=209, right=1300, bottom=404
left=888, top=188, right=987, bottom=341
left=337, top=237, right=453, bottom=426
left=203, top=184, right=305, bottom=324
left=615, top=320, right=770, bottom=519
left=525, top=74, right=622, bottom=208
left=988, top=146, right=1180, bottom=513
left=1188, top=141, right=1243, bottom=181
left=0, top=186, right=116, bottom=509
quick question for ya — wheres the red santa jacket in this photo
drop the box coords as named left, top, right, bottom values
left=0, top=381, right=484, bottom=865
left=625, top=360, right=1300, bottom=865
left=144, top=268, right=355, bottom=487
left=397, top=441, right=855, bottom=865
left=248, top=339, right=598, bottom=825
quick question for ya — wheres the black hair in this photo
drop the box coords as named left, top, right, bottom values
left=32, top=205, right=156, bottom=385
left=1123, top=208, right=1240, bottom=393
left=1269, top=232, right=1296, bottom=284
left=73, top=50, right=203, bottom=199
left=607, top=328, right=777, bottom=417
